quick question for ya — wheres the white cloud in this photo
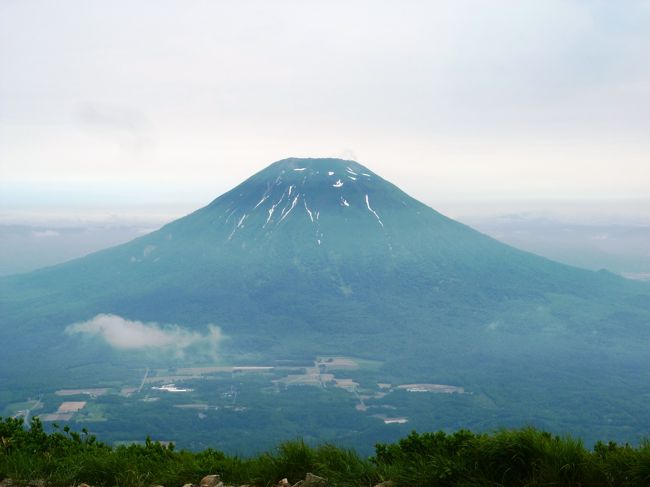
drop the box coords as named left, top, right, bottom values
left=65, top=313, right=223, bottom=358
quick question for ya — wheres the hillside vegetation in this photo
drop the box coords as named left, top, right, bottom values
left=1, top=417, right=650, bottom=486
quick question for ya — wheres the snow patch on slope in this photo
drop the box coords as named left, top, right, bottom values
left=365, top=194, right=384, bottom=227
left=304, top=199, right=314, bottom=222
left=265, top=206, right=276, bottom=226
left=280, top=196, right=299, bottom=222
left=254, top=195, right=269, bottom=209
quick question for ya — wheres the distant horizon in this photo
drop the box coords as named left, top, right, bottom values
left=3, top=176, right=650, bottom=225
left=2, top=188, right=649, bottom=279
left=3, top=156, right=649, bottom=277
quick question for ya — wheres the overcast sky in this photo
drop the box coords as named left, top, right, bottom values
left=1, top=0, right=649, bottom=211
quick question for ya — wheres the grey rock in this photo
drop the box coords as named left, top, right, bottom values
left=199, top=475, right=223, bottom=487
left=302, top=473, right=327, bottom=487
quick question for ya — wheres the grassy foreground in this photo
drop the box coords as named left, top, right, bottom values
left=1, top=417, right=650, bottom=486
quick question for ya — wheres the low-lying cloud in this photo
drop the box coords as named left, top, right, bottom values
left=65, top=314, right=223, bottom=358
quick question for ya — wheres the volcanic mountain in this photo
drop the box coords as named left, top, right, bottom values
left=1, top=158, right=650, bottom=427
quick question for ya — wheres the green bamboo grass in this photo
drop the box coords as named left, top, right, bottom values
left=2, top=417, right=650, bottom=486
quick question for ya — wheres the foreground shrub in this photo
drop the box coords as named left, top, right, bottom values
left=2, top=417, right=650, bottom=486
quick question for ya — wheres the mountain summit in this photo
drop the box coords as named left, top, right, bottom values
left=176, top=157, right=453, bottom=253
left=203, top=157, right=402, bottom=245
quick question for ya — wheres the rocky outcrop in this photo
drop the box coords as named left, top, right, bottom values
left=301, top=473, right=328, bottom=487
left=276, top=472, right=327, bottom=487
left=199, top=475, right=223, bottom=487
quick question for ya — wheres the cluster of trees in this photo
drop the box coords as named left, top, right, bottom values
left=1, top=416, right=650, bottom=486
